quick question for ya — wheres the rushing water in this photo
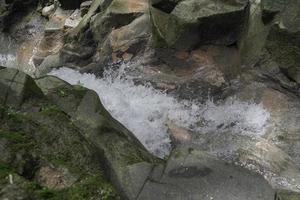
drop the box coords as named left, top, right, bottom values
left=49, top=65, right=270, bottom=158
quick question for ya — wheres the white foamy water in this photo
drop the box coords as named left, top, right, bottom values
left=0, top=54, right=16, bottom=67
left=49, top=65, right=270, bottom=157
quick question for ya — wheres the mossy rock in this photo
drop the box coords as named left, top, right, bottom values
left=0, top=68, right=43, bottom=108
left=265, top=0, right=300, bottom=83
left=150, top=0, right=248, bottom=49
left=0, top=94, right=120, bottom=199
left=277, top=190, right=300, bottom=200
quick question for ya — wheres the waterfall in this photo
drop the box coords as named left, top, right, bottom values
left=49, top=64, right=270, bottom=158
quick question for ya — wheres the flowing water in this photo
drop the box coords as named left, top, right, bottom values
left=49, top=64, right=270, bottom=158
left=50, top=65, right=300, bottom=192
left=0, top=14, right=45, bottom=75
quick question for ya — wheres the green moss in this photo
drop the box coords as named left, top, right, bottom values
left=56, top=85, right=87, bottom=99
left=278, top=190, right=300, bottom=200
left=25, top=182, right=59, bottom=200
left=46, top=155, right=84, bottom=176
left=61, top=175, right=119, bottom=200
left=124, top=150, right=147, bottom=165
left=0, top=129, right=36, bottom=151
left=0, top=162, right=12, bottom=177
left=4, top=107, right=23, bottom=123
left=39, top=105, right=64, bottom=116
left=27, top=174, right=119, bottom=200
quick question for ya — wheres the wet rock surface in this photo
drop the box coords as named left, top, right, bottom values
left=0, top=0, right=300, bottom=199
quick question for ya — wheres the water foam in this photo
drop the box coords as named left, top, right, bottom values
left=49, top=65, right=269, bottom=157
left=0, top=54, right=16, bottom=67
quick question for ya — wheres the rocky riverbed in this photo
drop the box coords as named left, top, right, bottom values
left=0, top=0, right=300, bottom=199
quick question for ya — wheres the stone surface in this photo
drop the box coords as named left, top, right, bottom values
left=42, top=4, right=55, bottom=17
left=239, top=0, right=271, bottom=65
left=35, top=72, right=157, bottom=199
left=64, top=9, right=82, bottom=28
left=150, top=0, right=249, bottom=49
left=261, top=0, right=287, bottom=23
left=1, top=0, right=300, bottom=199
left=45, top=7, right=73, bottom=32
left=0, top=68, right=43, bottom=108
left=0, top=68, right=121, bottom=199
left=265, top=1, right=300, bottom=83
left=138, top=145, right=275, bottom=200
left=91, top=0, right=148, bottom=43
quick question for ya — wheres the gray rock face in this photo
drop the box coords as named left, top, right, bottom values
left=150, top=0, right=249, bottom=49
left=138, top=145, right=275, bottom=200
left=2, top=67, right=286, bottom=200
left=265, top=0, right=300, bottom=83
left=261, top=0, right=287, bottom=23
left=35, top=73, right=157, bottom=199
left=0, top=68, right=120, bottom=199
left=0, top=68, right=43, bottom=108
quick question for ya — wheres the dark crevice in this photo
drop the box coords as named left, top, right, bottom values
left=21, top=157, right=40, bottom=180
left=58, top=0, right=82, bottom=10
left=152, top=1, right=179, bottom=14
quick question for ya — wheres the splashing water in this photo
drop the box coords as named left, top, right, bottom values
left=49, top=65, right=270, bottom=157
left=0, top=54, right=16, bottom=67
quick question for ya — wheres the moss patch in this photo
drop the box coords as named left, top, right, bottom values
left=0, top=129, right=36, bottom=152
left=56, top=85, right=87, bottom=99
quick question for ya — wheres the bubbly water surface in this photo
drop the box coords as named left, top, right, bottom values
left=50, top=65, right=270, bottom=158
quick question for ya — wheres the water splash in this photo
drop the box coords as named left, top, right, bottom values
left=49, top=65, right=269, bottom=157
left=0, top=54, right=16, bottom=67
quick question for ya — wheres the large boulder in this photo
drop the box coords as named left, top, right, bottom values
left=0, top=68, right=43, bottom=108
left=265, top=0, right=300, bottom=83
left=91, top=0, right=148, bottom=44
left=0, top=68, right=120, bottom=199
left=138, top=145, right=275, bottom=200
left=35, top=74, right=158, bottom=199
left=150, top=0, right=249, bottom=50
left=261, top=0, right=288, bottom=23
left=239, top=0, right=271, bottom=66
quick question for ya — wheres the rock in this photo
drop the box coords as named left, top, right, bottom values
left=138, top=145, right=275, bottom=200
left=35, top=75, right=68, bottom=94
left=0, top=67, right=120, bottom=199
left=261, top=0, right=287, bottom=23
left=0, top=68, right=43, bottom=108
left=150, top=0, right=249, bottom=49
left=91, top=0, right=148, bottom=43
left=35, top=74, right=157, bottom=199
left=35, top=54, right=62, bottom=77
left=80, top=0, right=93, bottom=16
left=60, top=42, right=95, bottom=66
left=265, top=18, right=300, bottom=83
left=45, top=7, right=73, bottom=33
left=277, top=190, right=300, bottom=200
left=64, top=0, right=149, bottom=68
left=99, top=13, right=151, bottom=64
left=42, top=4, right=55, bottom=17
left=35, top=165, right=77, bottom=190
left=0, top=184, right=30, bottom=200
left=239, top=0, right=271, bottom=66
left=167, top=121, right=192, bottom=145
left=69, top=0, right=111, bottom=37
left=64, top=9, right=82, bottom=28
